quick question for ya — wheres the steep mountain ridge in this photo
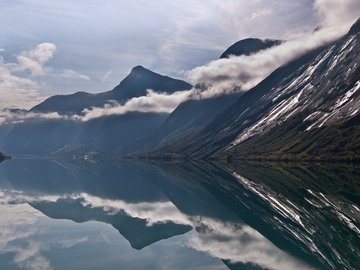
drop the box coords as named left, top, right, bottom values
left=158, top=19, right=360, bottom=161
left=31, top=66, right=192, bottom=115
left=225, top=19, right=360, bottom=161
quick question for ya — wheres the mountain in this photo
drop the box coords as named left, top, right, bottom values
left=31, top=199, right=192, bottom=250
left=0, top=152, right=10, bottom=162
left=220, top=38, right=281, bottom=58
left=31, top=65, right=192, bottom=115
left=129, top=38, right=281, bottom=154
left=157, top=18, right=360, bottom=161
left=0, top=67, right=191, bottom=156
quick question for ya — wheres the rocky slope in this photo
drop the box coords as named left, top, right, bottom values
left=159, top=18, right=360, bottom=161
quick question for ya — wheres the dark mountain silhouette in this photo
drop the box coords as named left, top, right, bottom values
left=0, top=152, right=10, bottom=162
left=220, top=38, right=281, bottom=58
left=31, top=65, right=192, bottom=115
left=0, top=67, right=191, bottom=156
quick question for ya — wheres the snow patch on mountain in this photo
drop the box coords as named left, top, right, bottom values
left=230, top=30, right=360, bottom=147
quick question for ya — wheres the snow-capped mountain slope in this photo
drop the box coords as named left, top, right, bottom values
left=231, top=28, right=360, bottom=147
left=163, top=18, right=360, bottom=161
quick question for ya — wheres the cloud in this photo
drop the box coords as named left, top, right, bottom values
left=15, top=43, right=57, bottom=76
left=1, top=1, right=359, bottom=121
left=186, top=0, right=360, bottom=98
left=0, top=57, right=44, bottom=111
left=68, top=0, right=360, bottom=120
left=0, top=88, right=192, bottom=124
left=0, top=189, right=317, bottom=269
left=158, top=0, right=316, bottom=72
left=189, top=221, right=316, bottom=270
left=0, top=43, right=56, bottom=111
left=0, top=43, right=92, bottom=111
left=58, top=69, right=90, bottom=80
left=12, top=241, right=53, bottom=270
left=78, top=193, right=191, bottom=226
left=79, top=89, right=193, bottom=121
left=0, top=110, right=66, bottom=125
left=246, top=8, right=273, bottom=21
left=58, top=237, right=88, bottom=248
left=0, top=89, right=192, bottom=123
left=314, top=0, right=360, bottom=31
left=101, top=69, right=113, bottom=82
left=0, top=201, right=53, bottom=270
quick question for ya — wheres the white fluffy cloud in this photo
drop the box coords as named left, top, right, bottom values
left=0, top=202, right=53, bottom=270
left=79, top=89, right=193, bottom=121
left=0, top=110, right=65, bottom=125
left=15, top=43, right=57, bottom=76
left=314, top=0, right=360, bottom=31
left=189, top=221, right=316, bottom=270
left=1, top=0, right=359, bottom=121
left=0, top=57, right=44, bottom=111
left=0, top=89, right=193, bottom=123
left=0, top=43, right=55, bottom=111
left=69, top=0, right=360, bottom=120
left=187, top=0, right=360, bottom=97
left=0, top=43, right=90, bottom=111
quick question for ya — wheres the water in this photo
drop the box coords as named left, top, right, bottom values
left=0, top=158, right=359, bottom=270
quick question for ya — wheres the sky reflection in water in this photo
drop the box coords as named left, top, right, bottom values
left=0, top=159, right=359, bottom=270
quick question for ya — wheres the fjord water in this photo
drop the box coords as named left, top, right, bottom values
left=0, top=159, right=359, bottom=270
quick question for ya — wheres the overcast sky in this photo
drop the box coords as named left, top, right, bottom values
left=0, top=0, right=358, bottom=110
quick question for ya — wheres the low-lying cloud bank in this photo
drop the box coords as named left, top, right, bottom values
left=187, top=0, right=360, bottom=97
left=1, top=0, right=359, bottom=123
left=79, top=89, right=193, bottom=121
left=0, top=89, right=193, bottom=124
left=72, top=0, right=360, bottom=121
left=0, top=110, right=68, bottom=125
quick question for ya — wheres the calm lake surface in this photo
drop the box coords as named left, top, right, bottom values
left=0, top=158, right=359, bottom=270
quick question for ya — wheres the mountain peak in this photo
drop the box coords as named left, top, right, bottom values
left=128, top=65, right=159, bottom=78
left=110, top=66, right=192, bottom=100
left=220, top=38, right=282, bottom=59
left=131, top=65, right=148, bottom=73
left=348, top=17, right=360, bottom=35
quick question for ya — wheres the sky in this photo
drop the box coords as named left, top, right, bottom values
left=0, top=0, right=359, bottom=113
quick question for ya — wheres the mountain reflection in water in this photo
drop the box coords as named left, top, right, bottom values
left=0, top=159, right=359, bottom=270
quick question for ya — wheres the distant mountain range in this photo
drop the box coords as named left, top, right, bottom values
left=0, top=18, right=359, bottom=161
